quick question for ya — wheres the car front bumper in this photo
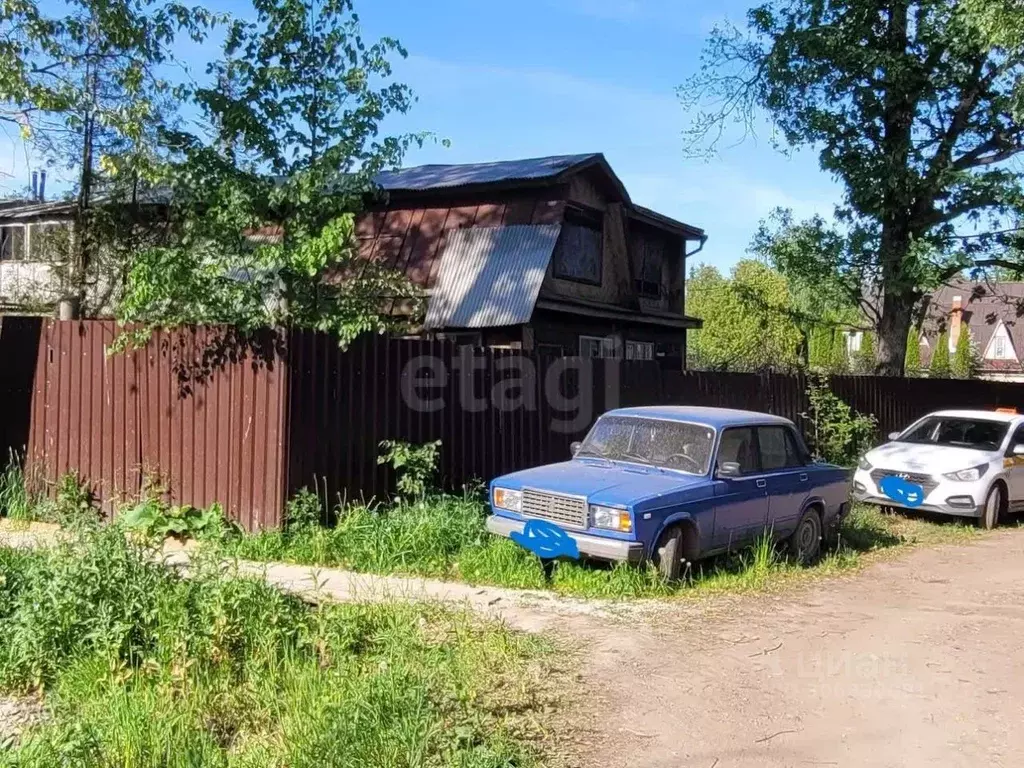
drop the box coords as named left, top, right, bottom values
left=485, top=515, right=646, bottom=563
left=852, top=469, right=984, bottom=517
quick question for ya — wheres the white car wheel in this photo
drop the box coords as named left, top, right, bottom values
left=980, top=484, right=1003, bottom=530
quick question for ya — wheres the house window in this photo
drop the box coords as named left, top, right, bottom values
left=632, top=230, right=666, bottom=298
left=995, top=335, right=1007, bottom=358
left=27, top=222, right=67, bottom=262
left=580, top=335, right=619, bottom=359
left=625, top=340, right=654, bottom=361
left=845, top=331, right=862, bottom=354
left=553, top=208, right=602, bottom=284
left=0, top=225, right=25, bottom=261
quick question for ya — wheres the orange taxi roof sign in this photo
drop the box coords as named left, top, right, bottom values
left=996, top=407, right=1017, bottom=414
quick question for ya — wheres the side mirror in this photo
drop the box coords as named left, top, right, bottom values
left=717, top=461, right=742, bottom=478
left=570, top=441, right=582, bottom=457
left=888, top=431, right=901, bottom=441
left=1013, top=444, right=1024, bottom=457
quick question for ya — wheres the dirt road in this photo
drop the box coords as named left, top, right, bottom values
left=568, top=530, right=1024, bottom=768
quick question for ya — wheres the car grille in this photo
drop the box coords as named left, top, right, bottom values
left=869, top=469, right=939, bottom=497
left=521, top=489, right=587, bottom=529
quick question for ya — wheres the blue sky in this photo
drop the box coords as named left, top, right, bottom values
left=0, top=0, right=844, bottom=270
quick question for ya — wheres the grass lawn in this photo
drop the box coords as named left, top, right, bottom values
left=219, top=493, right=985, bottom=600
left=0, top=525, right=564, bottom=767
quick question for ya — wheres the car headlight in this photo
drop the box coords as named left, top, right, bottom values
left=942, top=464, right=989, bottom=482
left=858, top=456, right=872, bottom=471
left=492, top=487, right=522, bottom=512
left=590, top=505, right=632, bottom=532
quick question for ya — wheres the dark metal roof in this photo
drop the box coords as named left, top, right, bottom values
left=374, top=153, right=601, bottom=193
left=630, top=204, right=706, bottom=240
left=424, top=224, right=561, bottom=329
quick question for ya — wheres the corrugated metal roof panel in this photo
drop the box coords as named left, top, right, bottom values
left=424, top=225, right=561, bottom=329
left=374, top=154, right=598, bottom=192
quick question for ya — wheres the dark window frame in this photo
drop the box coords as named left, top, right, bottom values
left=0, top=224, right=26, bottom=262
left=716, top=426, right=762, bottom=475
left=631, top=225, right=670, bottom=299
left=552, top=206, right=603, bottom=286
left=757, top=425, right=806, bottom=471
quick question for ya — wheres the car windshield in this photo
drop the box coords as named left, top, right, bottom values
left=896, top=416, right=1008, bottom=451
left=576, top=415, right=715, bottom=474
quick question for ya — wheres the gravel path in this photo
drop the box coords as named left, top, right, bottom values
left=0, top=696, right=46, bottom=749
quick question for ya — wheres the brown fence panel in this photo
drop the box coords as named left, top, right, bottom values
left=22, top=321, right=288, bottom=529
left=14, top=322, right=1024, bottom=530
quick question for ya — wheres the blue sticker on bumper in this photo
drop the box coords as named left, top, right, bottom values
left=879, top=475, right=925, bottom=508
left=510, top=519, right=581, bottom=560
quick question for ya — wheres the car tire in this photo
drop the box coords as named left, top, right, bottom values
left=788, top=508, right=822, bottom=566
left=979, top=484, right=1003, bottom=530
left=653, top=526, right=682, bottom=581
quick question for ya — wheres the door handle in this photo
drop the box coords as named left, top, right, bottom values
left=756, top=479, right=767, bottom=489
left=799, top=473, right=808, bottom=482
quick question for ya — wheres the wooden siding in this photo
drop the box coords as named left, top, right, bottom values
left=355, top=195, right=566, bottom=290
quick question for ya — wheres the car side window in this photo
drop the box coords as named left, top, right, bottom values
left=758, top=426, right=804, bottom=471
left=717, top=428, right=760, bottom=474
left=1009, top=424, right=1024, bottom=454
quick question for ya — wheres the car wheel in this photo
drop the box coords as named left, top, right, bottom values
left=788, top=508, right=822, bottom=566
left=979, top=484, right=1003, bottom=530
left=653, top=526, right=682, bottom=581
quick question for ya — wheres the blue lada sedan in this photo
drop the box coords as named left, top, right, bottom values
left=486, top=406, right=851, bottom=579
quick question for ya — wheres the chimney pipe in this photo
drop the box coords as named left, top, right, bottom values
left=31, top=171, right=38, bottom=200
left=38, top=170, right=46, bottom=202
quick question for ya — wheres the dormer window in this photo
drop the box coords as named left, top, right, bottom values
left=631, top=226, right=668, bottom=298
left=552, top=206, right=602, bottom=285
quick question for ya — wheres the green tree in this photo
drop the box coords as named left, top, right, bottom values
left=905, top=330, right=922, bottom=377
left=951, top=328, right=980, bottom=378
left=854, top=331, right=875, bottom=374
left=807, top=325, right=832, bottom=370
left=0, top=0, right=215, bottom=317
left=828, top=331, right=849, bottom=375
left=686, top=260, right=802, bottom=371
left=684, top=0, right=1024, bottom=375
left=117, top=0, right=425, bottom=344
left=930, top=331, right=951, bottom=378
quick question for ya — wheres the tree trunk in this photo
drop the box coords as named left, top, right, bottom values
left=875, top=290, right=913, bottom=376
left=65, top=57, right=98, bottom=320
left=874, top=0, right=916, bottom=377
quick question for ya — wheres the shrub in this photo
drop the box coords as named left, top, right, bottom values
left=378, top=440, right=442, bottom=500
left=905, top=328, right=921, bottom=377
left=951, top=328, right=979, bottom=379
left=929, top=331, right=951, bottom=377
left=285, top=486, right=324, bottom=531
left=119, top=498, right=228, bottom=541
left=802, top=374, right=878, bottom=466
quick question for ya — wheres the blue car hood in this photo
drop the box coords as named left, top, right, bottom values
left=493, top=460, right=708, bottom=507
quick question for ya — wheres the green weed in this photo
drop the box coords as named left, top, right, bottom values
left=0, top=455, right=32, bottom=522
left=0, top=525, right=558, bottom=767
left=222, top=495, right=990, bottom=600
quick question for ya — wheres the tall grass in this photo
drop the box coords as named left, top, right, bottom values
left=0, top=525, right=558, bottom=766
left=221, top=495, right=949, bottom=600
left=0, top=455, right=32, bottom=522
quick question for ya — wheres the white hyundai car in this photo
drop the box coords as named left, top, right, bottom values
left=853, top=409, right=1024, bottom=529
